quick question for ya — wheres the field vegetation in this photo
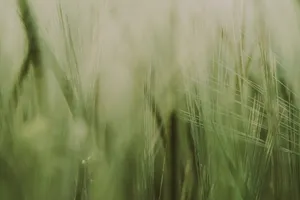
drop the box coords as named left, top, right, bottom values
left=1, top=0, right=300, bottom=199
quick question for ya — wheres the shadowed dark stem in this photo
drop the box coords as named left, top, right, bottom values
left=169, top=112, right=178, bottom=200
left=14, top=0, right=43, bottom=110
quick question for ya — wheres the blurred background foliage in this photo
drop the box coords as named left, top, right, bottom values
left=1, top=0, right=300, bottom=200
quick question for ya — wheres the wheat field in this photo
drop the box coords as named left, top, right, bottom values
left=0, top=0, right=300, bottom=199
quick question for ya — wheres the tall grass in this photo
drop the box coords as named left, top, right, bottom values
left=1, top=0, right=300, bottom=199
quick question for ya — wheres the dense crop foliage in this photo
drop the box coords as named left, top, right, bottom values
left=1, top=0, right=300, bottom=199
